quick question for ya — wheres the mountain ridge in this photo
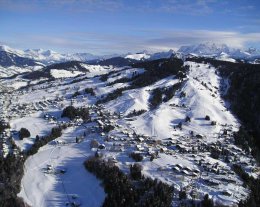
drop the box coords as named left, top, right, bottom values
left=0, top=43, right=260, bottom=69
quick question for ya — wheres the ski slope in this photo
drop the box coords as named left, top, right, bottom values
left=18, top=126, right=105, bottom=207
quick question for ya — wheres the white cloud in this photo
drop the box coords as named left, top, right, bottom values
left=0, top=0, right=123, bottom=12
left=156, top=0, right=216, bottom=15
left=144, top=30, right=260, bottom=51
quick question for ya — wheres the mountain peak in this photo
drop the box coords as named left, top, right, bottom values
left=202, top=41, right=228, bottom=48
left=246, top=47, right=260, bottom=55
left=42, top=49, right=58, bottom=56
left=1, top=43, right=259, bottom=66
left=178, top=42, right=231, bottom=55
left=0, top=45, right=26, bottom=57
left=0, top=45, right=11, bottom=52
left=24, top=48, right=45, bottom=53
left=0, top=45, right=18, bottom=53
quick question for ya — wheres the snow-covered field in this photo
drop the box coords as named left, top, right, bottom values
left=125, top=53, right=150, bottom=60
left=10, top=112, right=56, bottom=150
left=50, top=69, right=84, bottom=78
left=0, top=65, right=42, bottom=78
left=18, top=126, right=105, bottom=207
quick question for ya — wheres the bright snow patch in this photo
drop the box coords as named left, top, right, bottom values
left=125, top=53, right=150, bottom=60
left=50, top=69, right=83, bottom=78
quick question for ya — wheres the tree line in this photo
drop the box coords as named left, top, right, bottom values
left=84, top=156, right=174, bottom=207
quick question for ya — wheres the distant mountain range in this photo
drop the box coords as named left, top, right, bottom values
left=178, top=42, right=260, bottom=62
left=0, top=45, right=104, bottom=65
left=0, top=43, right=259, bottom=68
left=124, top=43, right=260, bottom=62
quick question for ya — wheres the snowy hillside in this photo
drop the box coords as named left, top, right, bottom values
left=120, top=62, right=239, bottom=141
left=125, top=53, right=151, bottom=60
left=0, top=54, right=259, bottom=207
left=1, top=43, right=259, bottom=69
left=125, top=50, right=175, bottom=61
left=0, top=65, right=42, bottom=78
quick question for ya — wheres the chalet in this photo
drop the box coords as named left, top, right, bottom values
left=46, top=164, right=53, bottom=171
left=147, top=147, right=155, bottom=155
left=176, top=144, right=189, bottom=153
left=127, top=134, right=133, bottom=138
left=176, top=164, right=183, bottom=169
left=136, top=137, right=144, bottom=142
left=173, top=166, right=180, bottom=172
left=136, top=144, right=144, bottom=151
left=221, top=190, right=232, bottom=196
left=160, top=147, right=168, bottom=153
left=109, top=146, right=123, bottom=152
left=182, top=170, right=190, bottom=175
left=98, top=144, right=106, bottom=149
left=191, top=172, right=198, bottom=177
left=167, top=140, right=175, bottom=145
left=196, top=134, right=204, bottom=139
left=76, top=136, right=84, bottom=143
left=193, top=169, right=200, bottom=173
left=211, top=168, right=218, bottom=174
left=183, top=166, right=192, bottom=171
left=54, top=140, right=65, bottom=145
left=166, top=137, right=174, bottom=140
left=108, top=135, right=115, bottom=140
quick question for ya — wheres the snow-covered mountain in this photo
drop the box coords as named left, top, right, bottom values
left=121, top=44, right=259, bottom=63
left=1, top=43, right=260, bottom=69
left=0, top=46, right=44, bottom=77
left=149, top=49, right=175, bottom=60
left=125, top=52, right=151, bottom=60
left=24, top=49, right=105, bottom=64
left=23, top=49, right=68, bottom=64
left=125, top=49, right=175, bottom=61
left=0, top=45, right=103, bottom=65
left=0, top=45, right=25, bottom=56
left=0, top=50, right=42, bottom=68
left=178, top=42, right=231, bottom=55
left=1, top=55, right=259, bottom=207
left=178, top=42, right=260, bottom=61
left=0, top=45, right=173, bottom=61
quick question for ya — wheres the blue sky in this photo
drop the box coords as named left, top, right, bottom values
left=0, top=0, right=260, bottom=54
